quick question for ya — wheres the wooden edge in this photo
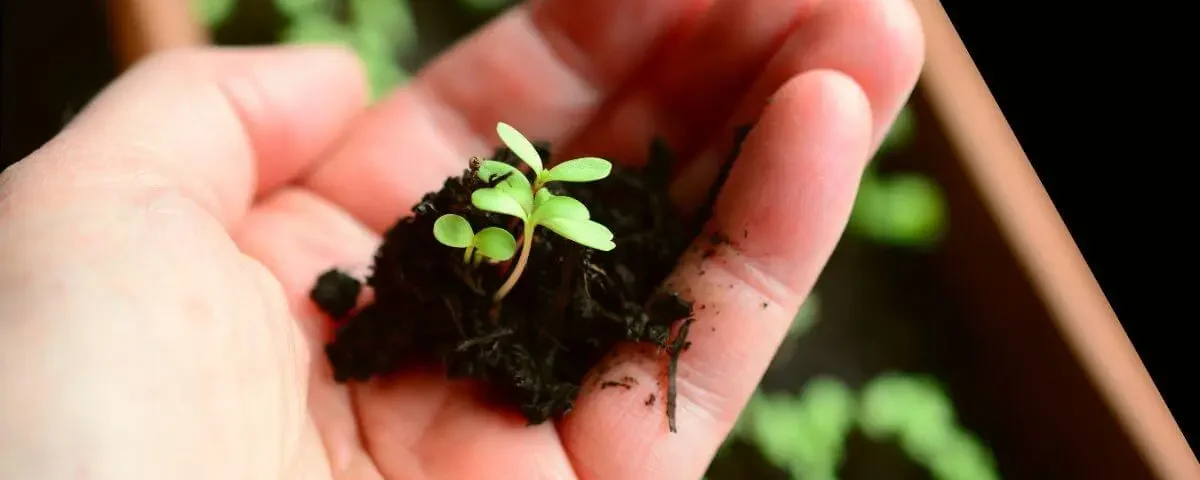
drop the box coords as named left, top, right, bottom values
left=910, top=1, right=1198, bottom=478
left=106, top=0, right=209, bottom=70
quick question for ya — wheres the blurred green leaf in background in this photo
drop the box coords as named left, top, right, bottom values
left=199, top=0, right=425, bottom=101
left=859, top=373, right=1001, bottom=480
left=195, top=0, right=237, bottom=27
left=743, top=378, right=858, bottom=480
left=849, top=106, right=949, bottom=248
left=459, top=0, right=516, bottom=13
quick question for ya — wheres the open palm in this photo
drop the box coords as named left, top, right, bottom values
left=0, top=1, right=923, bottom=479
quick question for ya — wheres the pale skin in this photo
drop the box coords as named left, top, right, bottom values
left=0, top=0, right=923, bottom=478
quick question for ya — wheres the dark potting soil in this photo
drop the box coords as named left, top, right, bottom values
left=312, top=127, right=751, bottom=428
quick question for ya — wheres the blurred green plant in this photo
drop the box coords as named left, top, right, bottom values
left=195, top=0, right=236, bottom=26
left=859, top=373, right=1001, bottom=480
left=848, top=106, right=948, bottom=248
left=278, top=0, right=417, bottom=99
left=720, top=373, right=1001, bottom=480
left=734, top=378, right=858, bottom=480
left=459, top=0, right=516, bottom=12
left=197, top=0, right=514, bottom=101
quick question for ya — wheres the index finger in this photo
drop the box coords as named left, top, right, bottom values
left=559, top=70, right=874, bottom=480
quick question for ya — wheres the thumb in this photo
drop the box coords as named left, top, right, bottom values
left=0, top=46, right=364, bottom=480
left=8, top=45, right=367, bottom=227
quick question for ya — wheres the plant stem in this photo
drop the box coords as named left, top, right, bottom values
left=493, top=224, right=533, bottom=302
left=463, top=245, right=474, bottom=264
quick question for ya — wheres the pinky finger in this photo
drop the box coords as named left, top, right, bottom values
left=559, top=69, right=874, bottom=480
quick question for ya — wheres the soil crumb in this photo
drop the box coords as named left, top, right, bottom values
left=310, top=268, right=362, bottom=320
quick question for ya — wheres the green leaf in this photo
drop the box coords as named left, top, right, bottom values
left=534, top=187, right=555, bottom=207
left=543, top=157, right=612, bottom=183
left=471, top=188, right=528, bottom=220
left=799, top=377, right=857, bottom=441
left=473, top=227, right=518, bottom=262
left=858, top=373, right=952, bottom=440
left=476, top=160, right=533, bottom=213
left=477, top=160, right=526, bottom=188
left=880, top=173, right=947, bottom=243
left=432, top=214, right=474, bottom=248
left=508, top=185, right=534, bottom=216
left=350, top=0, right=418, bottom=56
left=280, top=14, right=354, bottom=44
left=275, top=0, right=334, bottom=17
left=928, top=428, right=1000, bottom=480
left=458, top=0, right=514, bottom=13
left=357, top=48, right=407, bottom=101
left=850, top=172, right=946, bottom=248
left=496, top=122, right=543, bottom=173
left=533, top=196, right=590, bottom=223
left=194, top=0, right=236, bottom=28
left=349, top=18, right=409, bottom=99
left=541, top=218, right=615, bottom=251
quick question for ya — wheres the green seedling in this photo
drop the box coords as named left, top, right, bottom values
left=433, top=214, right=518, bottom=266
left=466, top=122, right=617, bottom=302
left=495, top=122, right=613, bottom=191
left=859, top=373, right=1000, bottom=480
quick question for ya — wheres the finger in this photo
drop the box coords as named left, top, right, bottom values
left=302, top=0, right=706, bottom=232
left=13, top=46, right=366, bottom=227
left=233, top=188, right=387, bottom=480
left=565, top=0, right=922, bottom=176
left=560, top=70, right=873, bottom=480
left=563, top=0, right=821, bottom=164
left=724, top=0, right=925, bottom=155
left=672, top=0, right=925, bottom=210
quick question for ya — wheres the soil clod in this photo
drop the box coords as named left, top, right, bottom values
left=313, top=130, right=749, bottom=430
left=310, top=268, right=362, bottom=320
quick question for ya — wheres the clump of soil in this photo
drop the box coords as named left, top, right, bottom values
left=312, top=128, right=749, bottom=428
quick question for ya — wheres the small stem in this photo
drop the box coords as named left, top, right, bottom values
left=462, top=244, right=474, bottom=264
left=455, top=328, right=514, bottom=352
left=532, top=171, right=546, bottom=192
left=493, top=224, right=533, bottom=302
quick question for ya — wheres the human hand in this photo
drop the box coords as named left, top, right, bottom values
left=0, top=1, right=923, bottom=479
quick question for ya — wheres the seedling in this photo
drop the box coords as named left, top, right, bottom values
left=319, top=120, right=737, bottom=430
left=453, top=122, right=617, bottom=302
left=495, top=122, right=614, bottom=191
left=432, top=213, right=518, bottom=266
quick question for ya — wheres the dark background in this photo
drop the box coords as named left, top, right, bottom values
left=2, top=0, right=1186, bottom=445
left=933, top=0, right=1188, bottom=444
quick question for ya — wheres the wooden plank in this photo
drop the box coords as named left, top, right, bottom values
left=910, top=1, right=1197, bottom=478
left=106, top=0, right=208, bottom=70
